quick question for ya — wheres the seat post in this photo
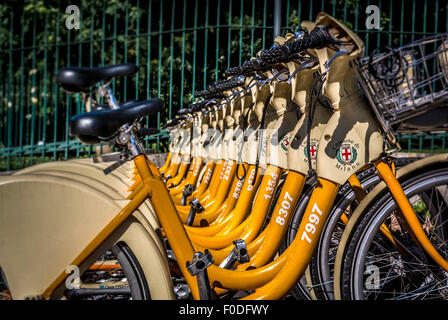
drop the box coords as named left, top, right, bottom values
left=127, top=130, right=145, bottom=158
left=105, top=87, right=120, bottom=110
left=96, top=83, right=120, bottom=110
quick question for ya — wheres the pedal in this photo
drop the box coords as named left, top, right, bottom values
left=103, top=157, right=130, bottom=175
left=181, top=184, right=196, bottom=205
left=186, top=198, right=205, bottom=226
left=186, top=250, right=214, bottom=300
left=173, top=283, right=192, bottom=300
left=219, top=239, right=250, bottom=269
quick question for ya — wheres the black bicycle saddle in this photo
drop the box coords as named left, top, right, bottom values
left=56, top=63, right=139, bottom=92
left=70, top=99, right=164, bottom=144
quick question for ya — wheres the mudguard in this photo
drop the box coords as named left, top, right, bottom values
left=13, top=160, right=161, bottom=232
left=0, top=173, right=173, bottom=300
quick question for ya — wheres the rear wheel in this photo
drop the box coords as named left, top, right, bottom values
left=67, top=241, right=151, bottom=300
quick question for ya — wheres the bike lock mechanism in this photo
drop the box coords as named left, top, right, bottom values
left=186, top=198, right=205, bottom=226
left=219, top=239, right=250, bottom=269
left=186, top=250, right=214, bottom=300
left=181, top=184, right=196, bottom=206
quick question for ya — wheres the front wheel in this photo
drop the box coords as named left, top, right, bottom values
left=341, top=167, right=448, bottom=300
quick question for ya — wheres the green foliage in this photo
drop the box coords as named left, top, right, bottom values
left=413, top=200, right=428, bottom=215
left=0, top=0, right=445, bottom=171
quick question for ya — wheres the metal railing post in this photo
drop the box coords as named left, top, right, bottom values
left=273, top=0, right=282, bottom=39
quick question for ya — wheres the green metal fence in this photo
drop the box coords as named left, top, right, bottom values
left=0, top=0, right=447, bottom=171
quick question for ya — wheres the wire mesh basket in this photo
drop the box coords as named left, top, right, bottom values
left=355, top=33, right=448, bottom=138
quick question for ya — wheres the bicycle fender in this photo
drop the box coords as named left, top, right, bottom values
left=13, top=160, right=161, bottom=232
left=0, top=174, right=173, bottom=300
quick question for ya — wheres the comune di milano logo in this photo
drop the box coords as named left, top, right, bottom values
left=334, top=140, right=361, bottom=172
left=337, top=144, right=357, bottom=166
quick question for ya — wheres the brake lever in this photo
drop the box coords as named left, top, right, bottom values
left=271, top=67, right=290, bottom=82
left=137, top=127, right=160, bottom=137
left=288, top=58, right=319, bottom=82
left=103, top=157, right=130, bottom=175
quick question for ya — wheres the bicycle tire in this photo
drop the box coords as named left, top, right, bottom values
left=282, top=158, right=415, bottom=300
left=111, top=241, right=151, bottom=300
left=308, top=172, right=381, bottom=300
left=341, top=167, right=448, bottom=300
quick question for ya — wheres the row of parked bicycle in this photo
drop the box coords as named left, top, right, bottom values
left=1, top=12, right=447, bottom=300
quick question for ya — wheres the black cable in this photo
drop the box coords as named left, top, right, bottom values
left=252, top=93, right=272, bottom=186
left=235, top=102, right=255, bottom=181
left=306, top=72, right=327, bottom=183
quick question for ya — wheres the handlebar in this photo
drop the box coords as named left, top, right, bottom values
left=189, top=99, right=217, bottom=112
left=162, top=26, right=344, bottom=129
left=195, top=76, right=246, bottom=99
left=207, top=76, right=246, bottom=92
left=162, top=119, right=179, bottom=129
left=224, top=58, right=269, bottom=77
left=224, top=26, right=341, bottom=77
left=177, top=108, right=192, bottom=115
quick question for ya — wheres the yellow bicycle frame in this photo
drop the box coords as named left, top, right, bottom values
left=169, top=157, right=203, bottom=196
left=189, top=166, right=279, bottom=249
left=166, top=156, right=190, bottom=187
left=159, top=151, right=172, bottom=174
left=184, top=166, right=247, bottom=236
left=41, top=153, right=448, bottom=301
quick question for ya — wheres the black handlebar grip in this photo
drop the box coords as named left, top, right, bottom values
left=195, top=89, right=210, bottom=97
left=189, top=100, right=210, bottom=111
left=162, top=120, right=176, bottom=129
left=240, top=59, right=258, bottom=74
left=205, top=92, right=226, bottom=100
left=224, top=66, right=244, bottom=77
left=177, top=108, right=192, bottom=115
left=208, top=76, right=245, bottom=92
left=286, top=26, right=335, bottom=52
left=189, top=104, right=203, bottom=112
left=240, top=58, right=271, bottom=74
left=259, top=26, right=337, bottom=64
left=259, top=44, right=289, bottom=64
